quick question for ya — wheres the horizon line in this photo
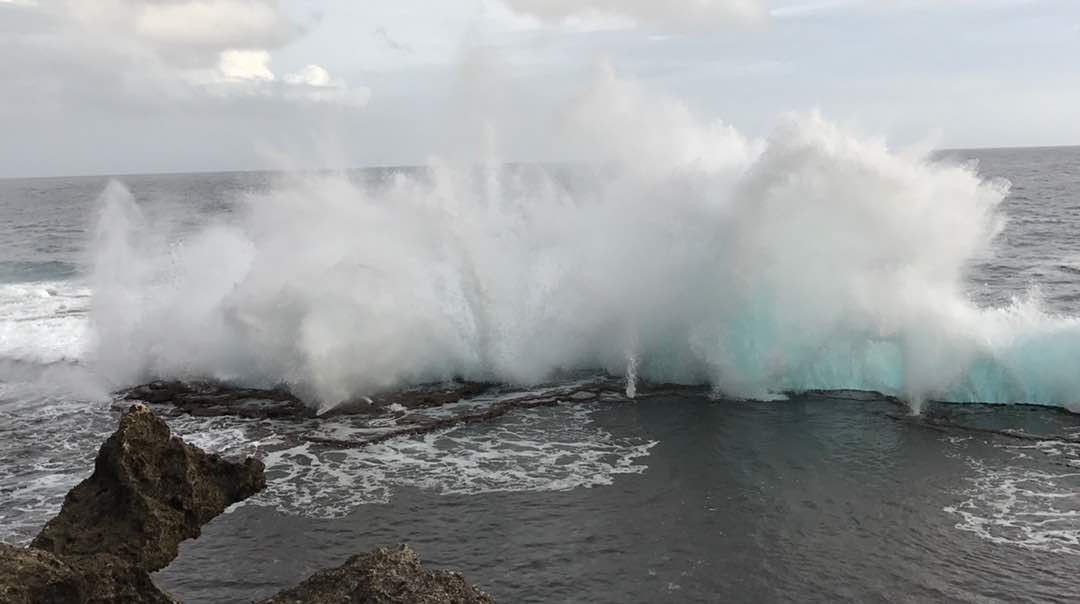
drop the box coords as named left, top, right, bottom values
left=3, top=143, right=1078, bottom=182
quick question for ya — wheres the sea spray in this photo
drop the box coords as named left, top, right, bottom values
left=86, top=70, right=1080, bottom=411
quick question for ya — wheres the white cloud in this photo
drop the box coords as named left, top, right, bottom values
left=61, top=0, right=299, bottom=58
left=284, top=64, right=335, bottom=87
left=499, top=0, right=767, bottom=30
left=200, top=54, right=369, bottom=108
left=0, top=0, right=368, bottom=113
left=218, top=49, right=275, bottom=81
left=283, top=64, right=370, bottom=108
left=133, top=0, right=296, bottom=50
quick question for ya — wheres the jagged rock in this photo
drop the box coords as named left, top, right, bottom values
left=263, top=545, right=494, bottom=604
left=4, top=404, right=497, bottom=603
left=31, top=403, right=266, bottom=572
left=2, top=403, right=265, bottom=602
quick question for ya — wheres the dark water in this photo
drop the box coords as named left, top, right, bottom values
left=154, top=394, right=1080, bottom=603
left=2, top=148, right=1080, bottom=602
left=950, top=146, right=1080, bottom=311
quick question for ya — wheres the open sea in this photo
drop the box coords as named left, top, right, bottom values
left=2, top=145, right=1080, bottom=602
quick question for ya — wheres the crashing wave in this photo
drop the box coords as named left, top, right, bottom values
left=85, top=69, right=1080, bottom=412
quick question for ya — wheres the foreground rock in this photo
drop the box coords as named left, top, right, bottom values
left=0, top=403, right=265, bottom=603
left=1, top=402, right=495, bottom=603
left=0, top=544, right=86, bottom=603
left=32, top=403, right=266, bottom=571
left=0, top=544, right=174, bottom=603
left=264, top=545, right=494, bottom=604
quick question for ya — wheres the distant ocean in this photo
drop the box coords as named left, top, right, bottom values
left=2, top=145, right=1080, bottom=602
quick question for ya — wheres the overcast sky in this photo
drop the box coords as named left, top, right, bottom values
left=1, top=0, right=1078, bottom=178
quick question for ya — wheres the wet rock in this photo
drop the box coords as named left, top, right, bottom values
left=122, top=379, right=499, bottom=420
left=122, top=381, right=313, bottom=420
left=3, top=404, right=266, bottom=602
left=31, top=403, right=266, bottom=572
left=322, top=381, right=496, bottom=417
left=4, top=404, right=498, bottom=603
left=263, top=545, right=494, bottom=604
left=2, top=403, right=265, bottom=602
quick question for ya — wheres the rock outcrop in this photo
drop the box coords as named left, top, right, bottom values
left=263, top=545, right=494, bottom=604
left=0, top=403, right=265, bottom=603
left=31, top=403, right=266, bottom=571
left=1, top=402, right=495, bottom=603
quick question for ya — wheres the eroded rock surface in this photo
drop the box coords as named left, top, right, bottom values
left=3, top=402, right=498, bottom=603
left=121, top=379, right=501, bottom=420
left=31, top=403, right=266, bottom=572
left=1, top=403, right=265, bottom=603
left=0, top=544, right=85, bottom=604
left=122, top=381, right=313, bottom=419
left=263, top=545, right=494, bottom=604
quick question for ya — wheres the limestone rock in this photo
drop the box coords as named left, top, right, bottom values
left=0, top=544, right=84, bottom=604
left=263, top=545, right=494, bottom=604
left=31, top=403, right=265, bottom=572
left=0, top=543, right=177, bottom=603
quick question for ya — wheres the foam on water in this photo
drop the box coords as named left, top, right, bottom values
left=0, top=398, right=114, bottom=544
left=945, top=437, right=1080, bottom=554
left=0, top=281, right=90, bottom=364
left=162, top=402, right=656, bottom=520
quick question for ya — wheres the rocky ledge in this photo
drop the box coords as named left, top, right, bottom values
left=0, top=404, right=492, bottom=603
left=119, top=379, right=498, bottom=420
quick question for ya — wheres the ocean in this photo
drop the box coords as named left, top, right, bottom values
left=2, top=144, right=1080, bottom=602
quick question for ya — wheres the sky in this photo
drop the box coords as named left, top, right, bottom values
left=1, top=0, right=1078, bottom=178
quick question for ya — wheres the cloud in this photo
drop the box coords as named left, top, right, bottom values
left=199, top=55, right=369, bottom=108
left=769, top=0, right=864, bottom=19
left=218, top=49, right=275, bottom=81
left=0, top=0, right=367, bottom=115
left=498, top=0, right=768, bottom=30
left=59, top=0, right=302, bottom=70
left=284, top=64, right=333, bottom=87
left=133, top=0, right=298, bottom=50
left=282, top=64, right=371, bottom=107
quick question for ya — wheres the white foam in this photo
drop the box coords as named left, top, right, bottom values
left=945, top=440, right=1080, bottom=554
left=0, top=281, right=91, bottom=364
left=0, top=398, right=115, bottom=544
left=163, top=403, right=656, bottom=520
